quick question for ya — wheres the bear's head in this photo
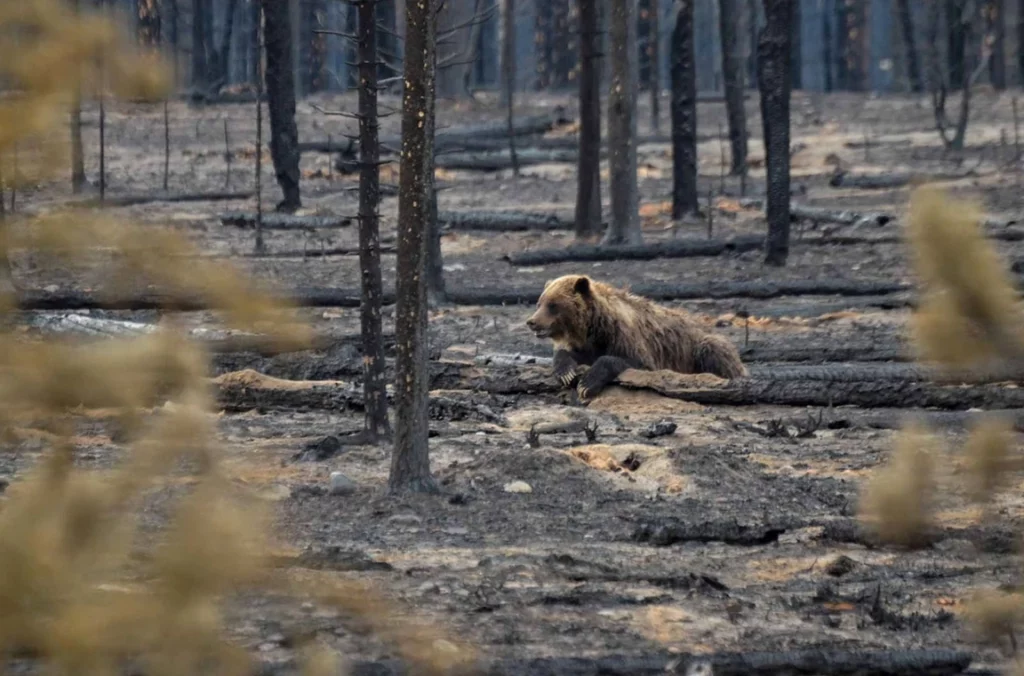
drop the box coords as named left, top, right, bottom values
left=526, top=274, right=592, bottom=343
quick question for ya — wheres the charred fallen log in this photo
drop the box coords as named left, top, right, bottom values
left=790, top=204, right=893, bottom=227
left=504, top=235, right=766, bottom=265
left=219, top=212, right=353, bottom=229
left=436, top=148, right=578, bottom=171
left=438, top=210, right=575, bottom=232
left=828, top=170, right=970, bottom=190
left=70, top=191, right=253, bottom=208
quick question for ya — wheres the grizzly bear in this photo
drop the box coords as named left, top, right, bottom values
left=525, top=274, right=747, bottom=400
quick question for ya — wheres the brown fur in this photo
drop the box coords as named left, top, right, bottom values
left=526, top=274, right=748, bottom=379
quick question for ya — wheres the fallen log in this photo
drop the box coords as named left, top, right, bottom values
left=504, top=235, right=766, bottom=266
left=435, top=148, right=577, bottom=171
left=230, top=245, right=397, bottom=258
left=790, top=204, right=894, bottom=227
left=69, top=190, right=254, bottom=208
left=828, top=170, right=971, bottom=190
left=438, top=210, right=575, bottom=232
left=219, top=212, right=353, bottom=230
left=335, top=648, right=974, bottom=676
left=632, top=517, right=868, bottom=547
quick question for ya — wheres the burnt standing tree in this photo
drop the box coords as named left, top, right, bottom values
left=190, top=0, right=211, bottom=91
left=356, top=0, right=390, bottom=443
left=71, top=0, right=85, bottom=193
left=946, top=0, right=967, bottom=90
left=895, top=0, right=923, bottom=92
left=984, top=0, right=1005, bottom=90
left=575, top=0, right=601, bottom=239
left=719, top=0, right=747, bottom=175
left=502, top=0, right=520, bottom=175
left=928, top=0, right=989, bottom=152
left=259, top=0, right=302, bottom=212
left=390, top=0, right=439, bottom=494
left=604, top=0, right=641, bottom=245
left=758, top=0, right=791, bottom=267
left=670, top=0, right=697, bottom=220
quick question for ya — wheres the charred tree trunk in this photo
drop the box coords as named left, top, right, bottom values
left=357, top=0, right=391, bottom=442
left=837, top=0, right=866, bottom=91
left=789, top=0, right=801, bottom=89
left=985, top=0, right=1005, bottom=89
left=535, top=0, right=554, bottom=89
left=71, top=0, right=85, bottom=194
left=391, top=0, right=438, bottom=494
left=575, top=0, right=602, bottom=239
left=896, top=0, right=922, bottom=92
left=670, top=0, right=697, bottom=219
left=1019, top=1, right=1024, bottom=86
left=758, top=0, right=791, bottom=267
left=377, top=0, right=398, bottom=81
left=191, top=0, right=211, bottom=90
left=649, top=0, right=661, bottom=133
left=946, top=0, right=967, bottom=90
left=746, top=0, right=760, bottom=88
left=502, top=0, right=520, bottom=174
left=425, top=11, right=445, bottom=305
left=604, top=0, right=641, bottom=245
left=212, top=0, right=241, bottom=90
left=552, top=0, right=576, bottom=88
left=822, top=2, right=833, bottom=92
left=260, top=0, right=302, bottom=212
left=719, top=0, right=748, bottom=175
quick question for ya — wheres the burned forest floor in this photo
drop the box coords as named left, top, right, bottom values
left=5, top=89, right=1024, bottom=674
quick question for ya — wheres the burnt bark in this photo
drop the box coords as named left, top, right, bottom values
left=190, top=0, right=212, bottom=90
left=501, top=0, right=520, bottom=174
left=985, top=0, right=1005, bottom=89
left=670, top=0, right=698, bottom=219
left=438, top=210, right=574, bottom=231
left=391, top=0, right=439, bottom=493
left=946, top=0, right=967, bottom=89
left=71, top=0, right=85, bottom=194
left=424, top=10, right=445, bottom=305
left=437, top=148, right=576, bottom=170
left=260, top=0, right=302, bottom=212
left=357, top=0, right=390, bottom=441
left=575, top=0, right=602, bottom=239
left=647, top=0, right=661, bottom=133
left=604, top=0, right=641, bottom=244
left=719, top=0, right=748, bottom=176
left=789, top=0, right=801, bottom=89
left=895, top=0, right=923, bottom=92
left=757, top=0, right=791, bottom=266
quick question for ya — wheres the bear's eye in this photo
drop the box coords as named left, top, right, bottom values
left=546, top=302, right=558, bottom=314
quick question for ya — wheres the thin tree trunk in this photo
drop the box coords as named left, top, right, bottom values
left=191, top=0, right=210, bottom=90
left=255, top=3, right=265, bottom=254
left=790, top=0, right=801, bottom=89
left=946, top=0, right=966, bottom=90
left=425, top=10, right=445, bottom=305
left=1019, top=0, right=1024, bottom=86
left=575, top=0, right=602, bottom=239
left=213, top=0, right=241, bottom=89
left=758, top=0, right=791, bottom=267
left=390, top=0, right=438, bottom=494
left=671, top=0, right=697, bottom=219
left=896, top=0, right=922, bottom=92
left=259, top=0, right=302, bottom=212
left=502, top=0, right=520, bottom=175
left=746, top=0, right=759, bottom=87
left=377, top=0, right=398, bottom=81
left=822, top=2, right=833, bottom=92
left=649, top=0, right=661, bottom=133
left=535, top=0, right=554, bottom=89
left=357, top=0, right=391, bottom=442
left=985, top=0, right=1005, bottom=89
left=604, top=0, right=641, bottom=245
left=719, top=0, right=748, bottom=175
left=71, top=0, right=85, bottom=194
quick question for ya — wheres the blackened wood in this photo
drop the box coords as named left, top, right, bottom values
left=670, top=0, right=698, bottom=219
left=757, top=0, right=792, bottom=266
left=259, top=0, right=302, bottom=211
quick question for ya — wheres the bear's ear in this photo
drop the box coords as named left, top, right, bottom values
left=573, top=276, right=591, bottom=297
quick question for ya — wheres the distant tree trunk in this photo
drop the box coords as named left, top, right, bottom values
left=552, top=0, right=576, bottom=88
left=758, top=0, right=791, bottom=267
left=946, top=0, right=966, bottom=90
left=357, top=0, right=391, bottom=442
left=377, top=0, right=398, bottom=81
left=535, top=0, right=554, bottom=88
left=71, top=0, right=85, bottom=194
left=719, top=0, right=748, bottom=175
left=460, top=0, right=487, bottom=96
left=575, top=0, right=602, bottom=239
left=790, top=0, right=801, bottom=89
left=837, top=0, right=867, bottom=91
left=212, top=0, right=241, bottom=89
left=390, top=0, right=438, bottom=494
left=345, top=4, right=358, bottom=89
left=604, top=0, right=641, bottom=245
left=896, top=0, right=922, bottom=92
left=746, top=0, right=759, bottom=87
left=260, top=0, right=302, bottom=212
left=821, top=3, right=832, bottom=92
left=985, top=0, right=1005, bottom=89
left=649, top=0, right=661, bottom=133
left=191, top=0, right=211, bottom=90
left=502, top=0, right=520, bottom=174
left=1019, top=1, right=1024, bottom=86
left=670, top=0, right=697, bottom=219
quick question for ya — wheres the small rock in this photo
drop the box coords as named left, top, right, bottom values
left=417, top=582, right=439, bottom=595
left=293, top=435, right=345, bottom=462
left=825, top=555, right=857, bottom=577
left=503, top=480, right=533, bottom=494
left=328, top=472, right=356, bottom=496
left=388, top=513, right=423, bottom=526
left=639, top=419, right=678, bottom=439
left=257, top=643, right=277, bottom=653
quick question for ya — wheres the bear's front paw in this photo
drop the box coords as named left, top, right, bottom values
left=576, top=369, right=606, bottom=402
left=554, top=365, right=581, bottom=387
